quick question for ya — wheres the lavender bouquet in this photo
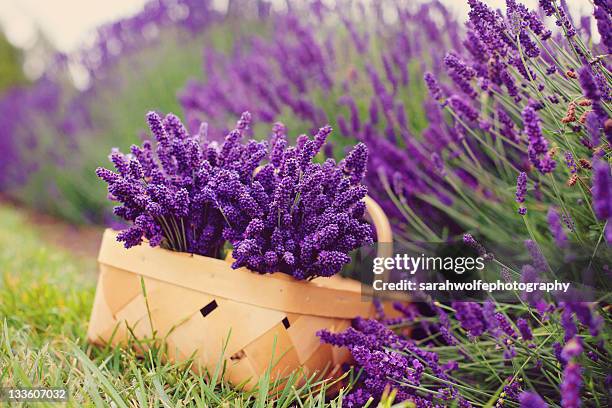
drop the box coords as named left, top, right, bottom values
left=96, top=111, right=373, bottom=279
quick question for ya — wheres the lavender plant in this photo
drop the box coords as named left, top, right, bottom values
left=179, top=0, right=462, bottom=228
left=405, top=0, right=612, bottom=251
left=318, top=297, right=610, bottom=407
left=313, top=1, right=612, bottom=406
left=96, top=111, right=373, bottom=279
left=0, top=0, right=227, bottom=223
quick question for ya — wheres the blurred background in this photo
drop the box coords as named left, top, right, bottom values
left=0, top=0, right=599, bottom=228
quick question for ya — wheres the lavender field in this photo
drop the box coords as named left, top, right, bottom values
left=0, top=0, right=611, bottom=406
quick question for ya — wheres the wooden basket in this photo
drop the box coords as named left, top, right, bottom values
left=87, top=196, right=392, bottom=389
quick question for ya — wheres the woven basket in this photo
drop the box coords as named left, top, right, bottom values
left=87, top=196, right=392, bottom=389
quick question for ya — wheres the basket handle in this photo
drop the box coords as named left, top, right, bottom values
left=363, top=195, right=393, bottom=260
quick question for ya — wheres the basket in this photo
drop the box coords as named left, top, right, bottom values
left=87, top=196, right=392, bottom=389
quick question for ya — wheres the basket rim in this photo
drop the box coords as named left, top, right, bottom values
left=98, top=229, right=374, bottom=318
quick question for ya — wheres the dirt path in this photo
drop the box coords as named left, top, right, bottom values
left=2, top=199, right=103, bottom=259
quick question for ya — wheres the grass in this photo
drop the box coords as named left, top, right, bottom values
left=0, top=204, right=364, bottom=407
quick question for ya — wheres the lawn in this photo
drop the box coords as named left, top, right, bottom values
left=0, top=204, right=358, bottom=407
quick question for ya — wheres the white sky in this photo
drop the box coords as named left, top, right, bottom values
left=0, top=0, right=596, bottom=52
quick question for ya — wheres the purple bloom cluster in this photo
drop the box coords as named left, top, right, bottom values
left=547, top=207, right=568, bottom=248
left=444, top=52, right=477, bottom=98
left=97, top=112, right=373, bottom=279
left=560, top=362, right=582, bottom=408
left=516, top=172, right=528, bottom=215
left=319, top=295, right=606, bottom=407
left=96, top=111, right=260, bottom=256
left=522, top=106, right=556, bottom=174
left=592, top=158, right=612, bottom=243
left=516, top=317, right=533, bottom=341
left=518, top=391, right=548, bottom=408
left=230, top=127, right=374, bottom=279
left=594, top=4, right=612, bottom=53
left=318, top=316, right=471, bottom=407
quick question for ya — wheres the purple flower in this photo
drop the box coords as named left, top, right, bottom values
left=453, top=302, right=486, bottom=337
left=565, top=151, right=578, bottom=174
left=98, top=112, right=265, bottom=256
left=519, top=391, right=548, bottom=408
left=468, top=0, right=514, bottom=57
left=579, top=66, right=608, bottom=126
left=561, top=337, right=584, bottom=361
left=498, top=107, right=519, bottom=142
left=579, top=66, right=602, bottom=102
left=463, top=233, right=491, bottom=259
left=522, top=105, right=556, bottom=174
left=444, top=52, right=477, bottom=98
left=98, top=110, right=374, bottom=279
left=565, top=301, right=604, bottom=337
left=553, top=341, right=567, bottom=366
left=431, top=152, right=446, bottom=177
left=516, top=318, right=533, bottom=340
left=449, top=95, right=479, bottom=122
left=342, top=142, right=369, bottom=185
left=594, top=5, right=612, bottom=53
left=424, top=72, right=444, bottom=101
left=231, top=132, right=373, bottom=279
left=592, top=158, right=611, bottom=221
left=560, top=362, right=582, bottom=408
left=561, top=307, right=578, bottom=342
left=547, top=207, right=568, bottom=248
left=525, top=239, right=549, bottom=272
left=516, top=172, right=528, bottom=215
left=586, top=111, right=602, bottom=146
left=495, top=312, right=517, bottom=338
left=319, top=316, right=463, bottom=406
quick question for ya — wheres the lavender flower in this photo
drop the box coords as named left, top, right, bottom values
left=586, top=111, right=602, bottom=146
left=579, top=66, right=602, bottom=103
left=463, top=233, right=493, bottom=260
left=522, top=106, right=556, bottom=174
left=230, top=130, right=373, bottom=279
left=424, top=72, right=444, bottom=101
left=516, top=172, right=528, bottom=215
left=592, top=159, right=611, bottom=221
left=97, top=111, right=260, bottom=256
left=547, top=207, right=568, bottom=247
left=444, top=52, right=477, bottom=98
left=449, top=95, right=479, bottom=122
left=431, top=152, right=446, bottom=177
left=518, top=391, right=548, bottom=408
left=564, top=151, right=577, bottom=174
left=525, top=239, right=549, bottom=272
left=561, top=337, right=583, bottom=361
left=318, top=316, right=463, bottom=406
left=560, top=362, right=582, bottom=408
left=516, top=318, right=533, bottom=340
left=495, top=312, right=517, bottom=338
left=498, top=107, right=519, bottom=142
left=594, top=5, right=612, bottom=53
left=561, top=308, right=578, bottom=341
left=453, top=302, right=486, bottom=337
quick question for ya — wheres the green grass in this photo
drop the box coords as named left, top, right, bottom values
left=0, top=205, right=365, bottom=407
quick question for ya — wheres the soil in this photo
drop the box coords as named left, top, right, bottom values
left=1, top=197, right=103, bottom=259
